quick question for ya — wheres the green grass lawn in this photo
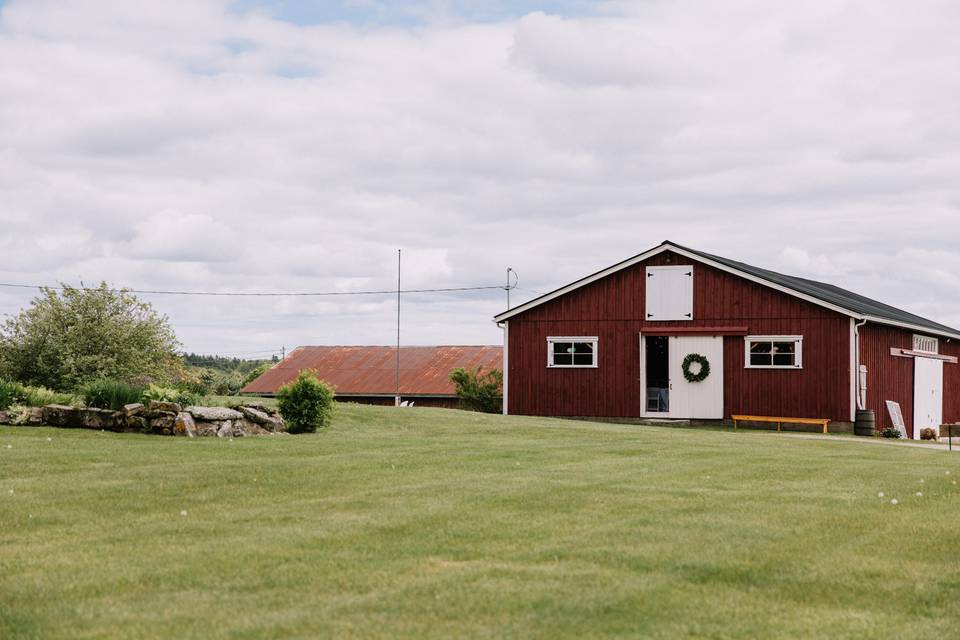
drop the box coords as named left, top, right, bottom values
left=2, top=404, right=958, bottom=639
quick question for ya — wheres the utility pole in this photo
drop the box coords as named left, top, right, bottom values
left=506, top=267, right=517, bottom=310
left=395, top=249, right=401, bottom=407
left=281, top=345, right=285, bottom=360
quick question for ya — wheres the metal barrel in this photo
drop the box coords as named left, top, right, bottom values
left=855, top=409, right=876, bottom=437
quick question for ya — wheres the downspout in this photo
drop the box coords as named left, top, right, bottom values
left=854, top=318, right=867, bottom=410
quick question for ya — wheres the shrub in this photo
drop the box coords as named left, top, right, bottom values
left=82, top=380, right=145, bottom=411
left=276, top=370, right=335, bottom=433
left=0, top=380, right=25, bottom=410
left=449, top=367, right=503, bottom=413
left=881, top=427, right=903, bottom=439
left=142, top=384, right=200, bottom=407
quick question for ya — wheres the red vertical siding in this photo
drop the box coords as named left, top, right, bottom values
left=860, top=325, right=960, bottom=435
left=507, top=251, right=852, bottom=421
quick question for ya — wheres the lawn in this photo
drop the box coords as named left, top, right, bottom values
left=1, top=404, right=958, bottom=639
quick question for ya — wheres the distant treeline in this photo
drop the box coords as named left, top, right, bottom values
left=183, top=353, right=278, bottom=375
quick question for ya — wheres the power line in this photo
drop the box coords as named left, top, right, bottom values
left=0, top=282, right=514, bottom=297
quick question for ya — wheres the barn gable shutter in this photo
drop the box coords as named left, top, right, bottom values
left=645, top=266, right=694, bottom=321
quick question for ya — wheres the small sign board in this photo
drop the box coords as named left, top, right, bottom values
left=885, top=400, right=909, bottom=439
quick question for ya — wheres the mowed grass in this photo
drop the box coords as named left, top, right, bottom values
left=1, top=404, right=959, bottom=639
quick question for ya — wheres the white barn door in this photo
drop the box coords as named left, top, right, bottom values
left=668, top=336, right=724, bottom=419
left=913, top=356, right=943, bottom=439
left=646, top=266, right=694, bottom=321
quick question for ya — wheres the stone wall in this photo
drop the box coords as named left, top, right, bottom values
left=0, top=401, right=286, bottom=437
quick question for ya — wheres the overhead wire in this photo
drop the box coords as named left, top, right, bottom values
left=0, top=282, right=514, bottom=297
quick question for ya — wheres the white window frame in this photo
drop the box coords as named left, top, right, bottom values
left=913, top=334, right=939, bottom=354
left=547, top=336, right=599, bottom=368
left=744, top=335, right=803, bottom=369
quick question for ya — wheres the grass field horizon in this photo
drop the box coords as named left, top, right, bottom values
left=2, top=403, right=958, bottom=639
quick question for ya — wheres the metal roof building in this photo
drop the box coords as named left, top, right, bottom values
left=241, top=345, right=503, bottom=408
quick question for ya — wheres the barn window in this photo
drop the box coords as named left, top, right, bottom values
left=645, top=265, right=694, bottom=321
left=744, top=336, right=803, bottom=369
left=547, top=337, right=598, bottom=368
left=913, top=335, right=938, bottom=354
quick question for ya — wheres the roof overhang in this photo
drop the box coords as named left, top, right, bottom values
left=493, top=242, right=960, bottom=341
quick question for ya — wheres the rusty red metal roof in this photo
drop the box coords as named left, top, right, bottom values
left=241, top=345, right=503, bottom=396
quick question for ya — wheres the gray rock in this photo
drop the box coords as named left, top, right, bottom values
left=125, top=416, right=149, bottom=433
left=42, top=404, right=79, bottom=427
left=80, top=407, right=120, bottom=430
left=187, top=406, right=243, bottom=421
left=174, top=412, right=196, bottom=437
left=124, top=403, right=145, bottom=417
left=147, top=400, right=182, bottom=414
left=22, top=407, right=45, bottom=426
left=216, top=421, right=234, bottom=438
left=237, top=406, right=285, bottom=431
left=196, top=423, right=218, bottom=437
left=0, top=410, right=9, bottom=425
left=148, top=412, right=176, bottom=433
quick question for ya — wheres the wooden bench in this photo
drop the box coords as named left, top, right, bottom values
left=731, top=415, right=830, bottom=434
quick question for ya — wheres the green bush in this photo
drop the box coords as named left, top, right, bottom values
left=8, top=383, right=75, bottom=408
left=142, top=384, right=200, bottom=407
left=449, top=367, right=503, bottom=413
left=82, top=380, right=145, bottom=411
left=881, top=427, right=903, bottom=439
left=276, top=370, right=335, bottom=434
left=0, top=380, right=25, bottom=410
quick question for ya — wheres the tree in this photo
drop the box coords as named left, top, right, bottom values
left=449, top=367, right=503, bottom=413
left=0, top=283, right=181, bottom=390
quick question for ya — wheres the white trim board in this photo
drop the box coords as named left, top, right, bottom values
left=492, top=242, right=960, bottom=340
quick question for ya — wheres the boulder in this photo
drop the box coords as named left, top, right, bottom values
left=187, top=406, right=243, bottom=421
left=16, top=407, right=45, bottom=426
left=238, top=406, right=285, bottom=431
left=79, top=407, right=121, bottom=430
left=124, top=403, right=145, bottom=417
left=173, top=412, right=196, bottom=437
left=147, top=400, right=182, bottom=414
left=0, top=410, right=9, bottom=425
left=125, top=415, right=149, bottom=433
left=148, top=412, right=176, bottom=433
left=42, top=404, right=80, bottom=427
left=216, top=421, right=234, bottom=438
left=196, top=422, right=218, bottom=437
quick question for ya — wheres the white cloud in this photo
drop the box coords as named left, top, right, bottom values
left=1, top=0, right=959, bottom=354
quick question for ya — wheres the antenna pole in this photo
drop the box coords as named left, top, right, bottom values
left=395, top=249, right=401, bottom=407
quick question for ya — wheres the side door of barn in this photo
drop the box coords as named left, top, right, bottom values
left=913, top=356, right=943, bottom=439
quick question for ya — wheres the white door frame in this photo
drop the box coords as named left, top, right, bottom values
left=640, top=333, right=724, bottom=419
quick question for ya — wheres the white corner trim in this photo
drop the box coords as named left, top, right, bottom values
left=502, top=321, right=509, bottom=415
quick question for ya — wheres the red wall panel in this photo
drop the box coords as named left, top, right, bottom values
left=507, top=251, right=853, bottom=421
left=860, top=325, right=960, bottom=435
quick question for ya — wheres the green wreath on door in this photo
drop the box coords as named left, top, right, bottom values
left=681, top=353, right=711, bottom=383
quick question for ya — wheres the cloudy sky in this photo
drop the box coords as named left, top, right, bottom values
left=1, top=0, right=959, bottom=357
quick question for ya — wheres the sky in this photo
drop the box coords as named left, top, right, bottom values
left=1, top=0, right=959, bottom=358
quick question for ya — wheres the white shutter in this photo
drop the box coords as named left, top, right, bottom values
left=645, top=266, right=694, bottom=321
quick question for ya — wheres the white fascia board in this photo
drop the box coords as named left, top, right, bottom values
left=860, top=316, right=960, bottom=341
left=493, top=243, right=859, bottom=322
left=493, top=243, right=960, bottom=340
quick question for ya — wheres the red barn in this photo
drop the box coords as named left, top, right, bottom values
left=494, top=241, right=960, bottom=437
left=241, top=345, right=502, bottom=408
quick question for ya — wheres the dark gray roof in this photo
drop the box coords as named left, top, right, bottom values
left=671, top=241, right=960, bottom=337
